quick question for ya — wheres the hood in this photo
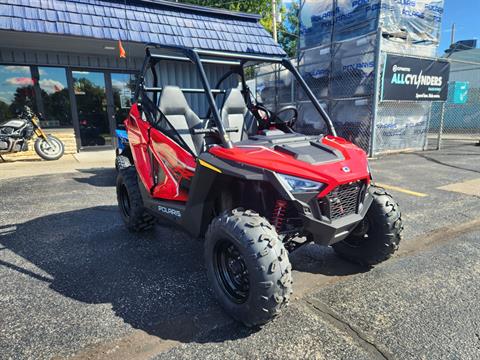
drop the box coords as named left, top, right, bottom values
left=209, top=135, right=370, bottom=197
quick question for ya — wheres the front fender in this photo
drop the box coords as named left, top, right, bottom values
left=181, top=153, right=286, bottom=237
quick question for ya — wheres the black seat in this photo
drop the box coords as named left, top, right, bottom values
left=220, top=88, right=253, bottom=143
left=158, top=86, right=204, bottom=156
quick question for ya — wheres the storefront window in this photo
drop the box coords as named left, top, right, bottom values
left=0, top=65, right=37, bottom=123
left=37, top=67, right=71, bottom=128
left=111, top=73, right=136, bottom=128
left=73, top=71, right=110, bottom=147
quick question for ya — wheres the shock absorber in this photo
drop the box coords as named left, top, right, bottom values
left=271, top=200, right=287, bottom=232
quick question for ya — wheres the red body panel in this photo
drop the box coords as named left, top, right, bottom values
left=209, top=136, right=370, bottom=198
left=127, top=104, right=154, bottom=191
left=127, top=104, right=369, bottom=202
left=126, top=104, right=194, bottom=202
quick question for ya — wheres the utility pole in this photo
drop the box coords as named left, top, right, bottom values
left=450, top=23, right=456, bottom=45
left=272, top=0, right=278, bottom=43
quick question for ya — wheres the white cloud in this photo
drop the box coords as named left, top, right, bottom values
left=3, top=66, right=30, bottom=73
left=5, top=77, right=34, bottom=86
left=112, top=79, right=128, bottom=88
left=39, top=79, right=64, bottom=94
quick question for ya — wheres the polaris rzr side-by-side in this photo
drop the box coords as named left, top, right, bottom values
left=116, top=45, right=403, bottom=327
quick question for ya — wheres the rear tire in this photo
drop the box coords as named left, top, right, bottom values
left=34, top=135, right=64, bottom=161
left=115, top=155, right=131, bottom=171
left=205, top=209, right=292, bottom=327
left=332, top=186, right=403, bottom=266
left=116, top=167, right=155, bottom=232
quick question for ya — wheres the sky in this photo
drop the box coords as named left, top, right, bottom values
left=438, top=0, right=480, bottom=54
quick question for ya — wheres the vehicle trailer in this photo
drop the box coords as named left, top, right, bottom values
left=116, top=44, right=403, bottom=327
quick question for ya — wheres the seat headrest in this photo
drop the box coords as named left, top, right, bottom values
left=223, top=89, right=247, bottom=115
left=159, top=86, right=190, bottom=116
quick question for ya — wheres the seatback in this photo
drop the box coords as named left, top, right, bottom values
left=220, top=89, right=250, bottom=143
left=158, top=86, right=203, bottom=155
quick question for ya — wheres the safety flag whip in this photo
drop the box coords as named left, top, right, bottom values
left=118, top=39, right=126, bottom=58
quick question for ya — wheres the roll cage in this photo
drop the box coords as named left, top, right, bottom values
left=133, top=44, right=337, bottom=153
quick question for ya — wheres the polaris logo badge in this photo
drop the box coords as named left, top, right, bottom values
left=158, top=206, right=182, bottom=218
left=342, top=166, right=351, bottom=173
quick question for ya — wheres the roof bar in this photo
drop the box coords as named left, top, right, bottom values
left=194, top=49, right=285, bottom=63
left=143, top=86, right=226, bottom=94
left=149, top=53, right=241, bottom=66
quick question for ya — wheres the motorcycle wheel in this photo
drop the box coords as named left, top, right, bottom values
left=34, top=135, right=65, bottom=161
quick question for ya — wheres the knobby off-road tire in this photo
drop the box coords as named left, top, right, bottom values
left=116, top=167, right=155, bottom=232
left=205, top=209, right=292, bottom=327
left=34, top=135, right=64, bottom=161
left=332, top=186, right=403, bottom=266
left=115, top=155, right=131, bottom=171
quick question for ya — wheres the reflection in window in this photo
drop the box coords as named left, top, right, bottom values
left=38, top=67, right=71, bottom=128
left=73, top=71, right=110, bottom=147
left=111, top=73, right=136, bottom=128
left=0, top=65, right=37, bottom=123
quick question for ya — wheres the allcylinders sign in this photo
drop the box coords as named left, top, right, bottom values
left=381, top=55, right=450, bottom=102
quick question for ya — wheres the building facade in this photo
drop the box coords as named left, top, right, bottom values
left=0, top=0, right=281, bottom=151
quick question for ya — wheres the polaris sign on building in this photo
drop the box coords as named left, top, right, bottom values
left=382, top=55, right=450, bottom=102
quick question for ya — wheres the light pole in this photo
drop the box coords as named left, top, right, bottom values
left=272, top=0, right=278, bottom=43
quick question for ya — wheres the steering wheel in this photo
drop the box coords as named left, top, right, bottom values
left=251, top=103, right=273, bottom=128
left=273, top=105, right=298, bottom=128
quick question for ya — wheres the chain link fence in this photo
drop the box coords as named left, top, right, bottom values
left=427, top=58, right=480, bottom=149
left=251, top=33, right=377, bottom=154
left=250, top=50, right=480, bottom=155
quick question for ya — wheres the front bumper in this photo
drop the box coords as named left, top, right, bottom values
left=297, top=189, right=373, bottom=246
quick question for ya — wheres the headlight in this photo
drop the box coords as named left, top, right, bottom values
left=277, top=174, right=325, bottom=193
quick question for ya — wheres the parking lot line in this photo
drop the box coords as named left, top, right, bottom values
left=375, top=182, right=429, bottom=197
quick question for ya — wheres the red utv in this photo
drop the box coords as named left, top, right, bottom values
left=116, top=45, right=403, bottom=327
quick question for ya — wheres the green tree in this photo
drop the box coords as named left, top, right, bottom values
left=178, top=0, right=299, bottom=57
left=9, top=85, right=37, bottom=115
left=278, top=1, right=299, bottom=58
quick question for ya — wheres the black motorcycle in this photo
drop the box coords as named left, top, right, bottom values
left=0, top=106, right=65, bottom=161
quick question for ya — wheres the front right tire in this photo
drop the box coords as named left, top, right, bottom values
left=204, top=209, right=292, bottom=327
left=332, top=186, right=403, bottom=266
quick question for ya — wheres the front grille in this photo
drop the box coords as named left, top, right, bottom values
left=319, top=181, right=364, bottom=221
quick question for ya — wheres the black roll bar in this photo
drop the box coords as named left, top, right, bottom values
left=281, top=59, right=337, bottom=136
left=139, top=44, right=337, bottom=143
left=186, top=49, right=234, bottom=149
left=194, top=49, right=284, bottom=63
left=143, top=86, right=227, bottom=94
left=150, top=53, right=241, bottom=66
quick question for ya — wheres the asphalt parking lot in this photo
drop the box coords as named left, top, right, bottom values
left=1, top=143, right=480, bottom=359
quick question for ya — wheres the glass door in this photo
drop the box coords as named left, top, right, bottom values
left=111, top=73, right=136, bottom=129
left=72, top=70, right=110, bottom=147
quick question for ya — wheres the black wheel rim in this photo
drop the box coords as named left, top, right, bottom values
left=119, top=184, right=131, bottom=218
left=213, top=240, right=249, bottom=303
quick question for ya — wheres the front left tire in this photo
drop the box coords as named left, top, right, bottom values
left=204, top=208, right=292, bottom=327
